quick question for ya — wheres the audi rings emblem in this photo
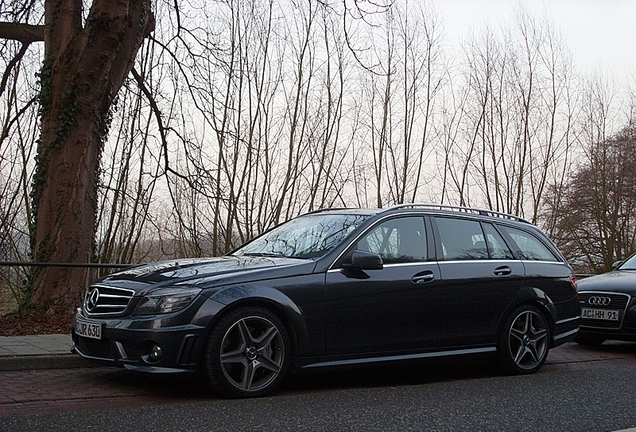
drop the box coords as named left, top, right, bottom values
left=588, top=296, right=611, bottom=306
left=85, top=288, right=100, bottom=312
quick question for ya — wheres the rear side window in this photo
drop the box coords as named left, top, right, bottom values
left=435, top=217, right=487, bottom=260
left=499, top=226, right=559, bottom=262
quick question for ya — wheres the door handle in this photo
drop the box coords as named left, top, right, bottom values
left=412, top=271, right=435, bottom=284
left=494, top=266, right=512, bottom=276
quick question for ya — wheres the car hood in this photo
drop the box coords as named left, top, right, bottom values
left=577, top=270, right=636, bottom=294
left=98, top=255, right=316, bottom=293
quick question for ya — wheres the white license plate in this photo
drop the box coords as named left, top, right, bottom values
left=75, top=318, right=102, bottom=340
left=581, top=308, right=619, bottom=321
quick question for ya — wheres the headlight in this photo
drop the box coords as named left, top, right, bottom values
left=132, top=287, right=202, bottom=315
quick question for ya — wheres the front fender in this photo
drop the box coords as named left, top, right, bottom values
left=206, top=284, right=311, bottom=362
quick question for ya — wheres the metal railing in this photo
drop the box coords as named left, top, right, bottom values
left=0, top=261, right=133, bottom=269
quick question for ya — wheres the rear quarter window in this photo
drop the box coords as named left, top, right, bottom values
left=483, top=223, right=515, bottom=259
left=500, top=226, right=559, bottom=262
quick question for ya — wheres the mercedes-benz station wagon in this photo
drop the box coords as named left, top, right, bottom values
left=72, top=204, right=580, bottom=398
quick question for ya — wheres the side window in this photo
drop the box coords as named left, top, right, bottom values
left=483, top=223, right=514, bottom=259
left=435, top=217, right=487, bottom=260
left=357, top=217, right=427, bottom=264
left=499, top=226, right=558, bottom=262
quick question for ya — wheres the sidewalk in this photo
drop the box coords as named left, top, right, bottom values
left=0, top=334, right=94, bottom=371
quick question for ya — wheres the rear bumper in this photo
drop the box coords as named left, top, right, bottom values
left=552, top=316, right=579, bottom=347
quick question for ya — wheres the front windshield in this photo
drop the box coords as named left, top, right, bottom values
left=619, top=254, right=636, bottom=270
left=232, top=213, right=370, bottom=259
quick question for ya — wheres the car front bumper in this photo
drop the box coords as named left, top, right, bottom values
left=71, top=306, right=215, bottom=373
left=578, top=291, right=636, bottom=342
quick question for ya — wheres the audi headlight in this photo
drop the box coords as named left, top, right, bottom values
left=132, top=287, right=202, bottom=315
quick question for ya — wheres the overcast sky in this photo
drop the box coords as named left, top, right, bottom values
left=433, top=0, right=635, bottom=80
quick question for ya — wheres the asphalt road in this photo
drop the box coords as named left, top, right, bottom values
left=1, top=342, right=635, bottom=431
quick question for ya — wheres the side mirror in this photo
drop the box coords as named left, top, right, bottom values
left=345, top=250, right=384, bottom=270
left=612, top=260, right=623, bottom=270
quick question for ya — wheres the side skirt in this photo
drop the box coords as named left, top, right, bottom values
left=299, top=346, right=497, bottom=370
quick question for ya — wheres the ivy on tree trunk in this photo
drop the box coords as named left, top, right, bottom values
left=0, top=0, right=154, bottom=314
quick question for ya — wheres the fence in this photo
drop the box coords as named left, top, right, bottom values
left=0, top=262, right=133, bottom=313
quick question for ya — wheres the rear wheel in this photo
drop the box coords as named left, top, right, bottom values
left=498, top=305, right=550, bottom=374
left=203, top=307, right=290, bottom=398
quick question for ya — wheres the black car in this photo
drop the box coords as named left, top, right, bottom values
left=72, top=204, right=580, bottom=398
left=575, top=253, right=636, bottom=346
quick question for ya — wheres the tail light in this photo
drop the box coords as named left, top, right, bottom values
left=569, top=275, right=578, bottom=295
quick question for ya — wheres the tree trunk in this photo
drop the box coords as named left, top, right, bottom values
left=29, top=0, right=154, bottom=313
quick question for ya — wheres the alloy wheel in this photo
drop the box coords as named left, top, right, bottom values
left=507, top=309, right=548, bottom=371
left=219, top=315, right=286, bottom=393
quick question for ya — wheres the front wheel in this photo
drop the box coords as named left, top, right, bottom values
left=203, top=307, right=291, bottom=398
left=497, top=305, right=550, bottom=374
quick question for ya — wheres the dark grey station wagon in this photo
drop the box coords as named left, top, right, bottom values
left=72, top=204, right=580, bottom=398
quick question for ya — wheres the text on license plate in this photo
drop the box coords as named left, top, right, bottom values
left=75, top=318, right=102, bottom=340
left=581, top=308, right=619, bottom=321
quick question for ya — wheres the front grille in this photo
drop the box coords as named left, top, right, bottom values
left=77, top=337, right=116, bottom=360
left=83, top=284, right=135, bottom=316
left=579, top=291, right=631, bottom=329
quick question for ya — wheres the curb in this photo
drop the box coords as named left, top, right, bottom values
left=0, top=354, right=99, bottom=372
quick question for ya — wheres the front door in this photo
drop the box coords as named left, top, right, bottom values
left=324, top=216, right=442, bottom=355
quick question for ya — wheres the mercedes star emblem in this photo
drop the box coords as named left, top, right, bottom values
left=86, top=287, right=100, bottom=312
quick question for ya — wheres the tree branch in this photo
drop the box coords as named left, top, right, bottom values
left=0, top=22, right=44, bottom=44
left=0, top=42, right=29, bottom=100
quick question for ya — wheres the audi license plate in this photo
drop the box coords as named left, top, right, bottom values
left=75, top=317, right=102, bottom=340
left=581, top=308, right=619, bottom=321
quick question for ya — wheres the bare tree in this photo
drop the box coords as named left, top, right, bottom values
left=0, top=0, right=154, bottom=313
left=547, top=124, right=636, bottom=272
left=440, top=7, right=574, bottom=222
left=356, top=2, right=445, bottom=207
left=6, top=0, right=636, bottom=318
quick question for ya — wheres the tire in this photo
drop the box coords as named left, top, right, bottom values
left=574, top=332, right=605, bottom=347
left=497, top=304, right=550, bottom=375
left=203, top=306, right=291, bottom=398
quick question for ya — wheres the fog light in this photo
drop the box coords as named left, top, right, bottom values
left=149, top=344, right=163, bottom=361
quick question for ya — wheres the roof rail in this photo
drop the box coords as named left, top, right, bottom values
left=384, top=203, right=530, bottom=223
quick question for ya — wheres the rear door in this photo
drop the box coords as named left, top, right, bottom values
left=431, top=217, right=524, bottom=346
